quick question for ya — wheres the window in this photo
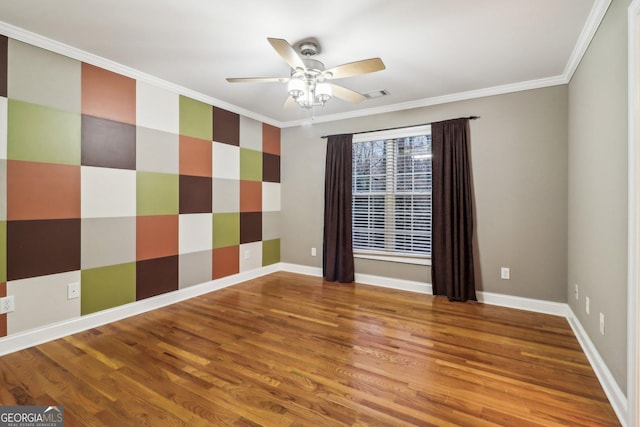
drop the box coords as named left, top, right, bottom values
left=352, top=125, right=432, bottom=264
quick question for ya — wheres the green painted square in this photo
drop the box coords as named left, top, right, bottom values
left=240, top=148, right=262, bottom=182
left=262, top=239, right=280, bottom=266
left=179, top=96, right=212, bottom=140
left=213, top=212, right=239, bottom=249
left=0, top=221, right=5, bottom=282
left=137, top=171, right=179, bottom=216
left=7, top=99, right=81, bottom=165
left=81, top=262, right=136, bottom=315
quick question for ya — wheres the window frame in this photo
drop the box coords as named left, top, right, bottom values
left=352, top=125, right=432, bottom=266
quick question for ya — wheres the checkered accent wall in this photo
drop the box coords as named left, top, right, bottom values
left=0, top=37, right=281, bottom=336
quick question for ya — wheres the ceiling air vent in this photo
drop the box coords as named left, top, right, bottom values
left=364, top=89, right=390, bottom=99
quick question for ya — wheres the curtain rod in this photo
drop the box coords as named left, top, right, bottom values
left=320, top=116, right=480, bottom=139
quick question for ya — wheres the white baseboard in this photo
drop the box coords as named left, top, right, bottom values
left=476, top=290, right=569, bottom=317
left=0, top=264, right=280, bottom=357
left=566, top=307, right=628, bottom=426
left=279, top=262, right=323, bottom=278
left=0, top=262, right=628, bottom=426
left=279, top=263, right=432, bottom=294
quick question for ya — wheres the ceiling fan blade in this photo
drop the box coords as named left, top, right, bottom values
left=283, top=96, right=297, bottom=109
left=324, top=58, right=385, bottom=79
left=329, top=83, right=366, bottom=103
left=226, top=77, right=289, bottom=83
left=268, top=38, right=306, bottom=71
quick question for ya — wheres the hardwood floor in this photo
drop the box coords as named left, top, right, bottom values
left=0, top=272, right=620, bottom=426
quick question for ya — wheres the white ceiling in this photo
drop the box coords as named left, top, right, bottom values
left=0, top=0, right=607, bottom=127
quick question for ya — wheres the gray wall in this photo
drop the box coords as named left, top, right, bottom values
left=568, top=0, right=629, bottom=392
left=281, top=85, right=568, bottom=302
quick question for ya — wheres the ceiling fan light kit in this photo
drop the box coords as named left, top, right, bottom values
left=287, top=70, right=333, bottom=110
left=227, top=38, right=385, bottom=110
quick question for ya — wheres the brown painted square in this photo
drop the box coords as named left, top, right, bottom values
left=179, top=135, right=212, bottom=177
left=8, top=160, right=80, bottom=220
left=0, top=36, right=7, bottom=98
left=213, top=246, right=239, bottom=279
left=240, top=212, right=262, bottom=244
left=136, top=255, right=178, bottom=300
left=263, top=124, right=281, bottom=155
left=179, top=175, right=212, bottom=214
left=240, top=180, right=262, bottom=213
left=262, top=153, right=280, bottom=183
left=7, top=219, right=81, bottom=281
left=213, top=107, right=239, bottom=146
left=81, top=115, right=136, bottom=170
left=82, top=62, right=136, bottom=125
left=137, top=215, right=179, bottom=261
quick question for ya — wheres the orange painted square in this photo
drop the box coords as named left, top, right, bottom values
left=7, top=160, right=80, bottom=220
left=0, top=283, right=5, bottom=337
left=240, top=180, right=262, bottom=213
left=82, top=63, right=136, bottom=125
left=263, top=124, right=281, bottom=155
left=179, top=135, right=212, bottom=177
left=213, top=246, right=239, bottom=279
left=136, top=215, right=179, bottom=261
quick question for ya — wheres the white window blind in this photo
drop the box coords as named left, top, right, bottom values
left=352, top=125, right=432, bottom=258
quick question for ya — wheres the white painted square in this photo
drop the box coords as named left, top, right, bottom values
left=8, top=40, right=81, bottom=113
left=212, top=178, right=239, bottom=213
left=240, top=241, right=262, bottom=272
left=0, top=97, right=7, bottom=160
left=213, top=142, right=239, bottom=179
left=81, top=217, right=136, bottom=269
left=81, top=166, right=136, bottom=218
left=136, top=81, right=179, bottom=134
left=239, top=116, right=262, bottom=150
left=262, top=211, right=280, bottom=241
left=262, top=182, right=281, bottom=212
left=179, top=213, right=212, bottom=254
left=179, top=250, right=212, bottom=289
left=7, top=271, right=81, bottom=335
left=136, top=127, right=179, bottom=174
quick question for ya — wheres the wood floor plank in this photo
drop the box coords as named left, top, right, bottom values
left=0, top=272, right=621, bottom=426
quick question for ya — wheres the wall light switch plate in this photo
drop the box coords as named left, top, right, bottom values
left=586, top=296, right=590, bottom=315
left=67, top=282, right=80, bottom=300
left=0, top=296, right=15, bottom=314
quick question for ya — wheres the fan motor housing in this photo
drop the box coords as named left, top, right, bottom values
left=299, top=41, right=318, bottom=57
left=302, top=58, right=324, bottom=73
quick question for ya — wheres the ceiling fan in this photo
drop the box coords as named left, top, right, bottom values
left=226, top=38, right=385, bottom=110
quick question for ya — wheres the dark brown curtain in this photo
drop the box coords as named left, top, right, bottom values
left=323, top=134, right=355, bottom=283
left=431, top=118, right=476, bottom=301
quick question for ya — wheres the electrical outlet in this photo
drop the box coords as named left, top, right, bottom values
left=0, top=296, right=15, bottom=314
left=599, top=313, right=605, bottom=335
left=574, top=284, right=579, bottom=300
left=586, top=297, right=590, bottom=315
left=67, top=282, right=80, bottom=300
left=311, top=247, right=317, bottom=257
left=500, top=267, right=510, bottom=280
left=244, top=251, right=250, bottom=260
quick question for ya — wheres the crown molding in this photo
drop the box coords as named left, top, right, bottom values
left=563, top=0, right=612, bottom=81
left=0, top=21, right=282, bottom=128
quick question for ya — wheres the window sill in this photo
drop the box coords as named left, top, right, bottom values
left=354, top=252, right=431, bottom=266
